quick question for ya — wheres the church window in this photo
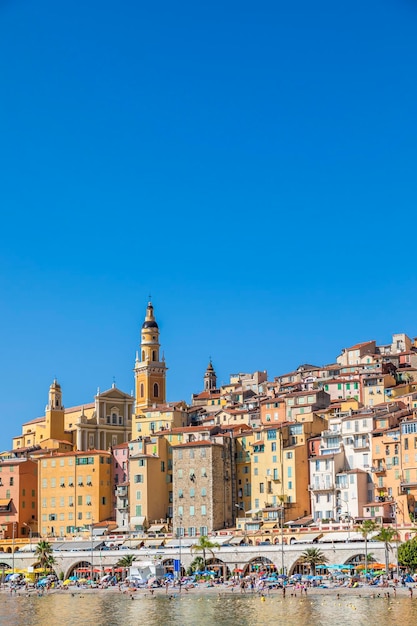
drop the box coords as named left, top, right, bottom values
left=152, top=350, right=156, bottom=361
left=142, top=350, right=145, bottom=361
left=153, top=383, right=159, bottom=398
left=140, top=383, right=144, bottom=397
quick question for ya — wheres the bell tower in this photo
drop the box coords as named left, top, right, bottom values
left=204, top=359, right=217, bottom=391
left=45, top=379, right=66, bottom=441
left=134, top=301, right=167, bottom=413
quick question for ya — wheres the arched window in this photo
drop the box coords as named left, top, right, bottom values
left=152, top=350, right=157, bottom=361
left=141, top=350, right=145, bottom=361
left=153, top=383, right=159, bottom=398
left=140, top=383, right=144, bottom=398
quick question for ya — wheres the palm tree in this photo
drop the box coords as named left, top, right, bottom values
left=116, top=554, right=136, bottom=568
left=190, top=536, right=220, bottom=570
left=375, top=526, right=397, bottom=578
left=359, top=520, right=379, bottom=575
left=299, top=548, right=328, bottom=575
left=116, top=553, right=136, bottom=579
left=35, top=540, right=56, bottom=574
left=187, top=556, right=204, bottom=575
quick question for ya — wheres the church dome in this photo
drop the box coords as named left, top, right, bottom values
left=142, top=320, right=158, bottom=329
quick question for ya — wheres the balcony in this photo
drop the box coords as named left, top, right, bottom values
left=400, top=480, right=417, bottom=489
left=308, top=483, right=335, bottom=492
left=116, top=485, right=128, bottom=497
left=353, top=440, right=369, bottom=451
left=372, top=465, right=386, bottom=475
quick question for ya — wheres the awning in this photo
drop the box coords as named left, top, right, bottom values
left=164, top=538, right=195, bottom=548
left=53, top=540, right=105, bottom=551
left=130, top=516, right=145, bottom=526
left=147, top=524, right=166, bottom=532
left=142, top=539, right=165, bottom=547
left=228, top=536, right=247, bottom=545
left=291, top=533, right=322, bottom=544
left=212, top=535, right=234, bottom=545
left=0, top=499, right=11, bottom=506
left=318, top=531, right=378, bottom=543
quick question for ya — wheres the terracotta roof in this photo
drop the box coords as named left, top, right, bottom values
left=347, top=341, right=375, bottom=350
left=112, top=442, right=129, bottom=450
left=173, top=440, right=215, bottom=448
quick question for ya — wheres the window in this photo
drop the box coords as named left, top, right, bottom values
left=134, top=475, right=143, bottom=483
left=153, top=383, right=159, bottom=398
left=190, top=488, right=195, bottom=498
left=201, top=505, right=206, bottom=515
left=259, top=483, right=264, bottom=493
left=201, top=487, right=206, bottom=497
left=189, top=506, right=195, bottom=516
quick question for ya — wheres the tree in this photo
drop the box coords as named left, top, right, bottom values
left=35, top=540, right=56, bottom=573
left=190, top=536, right=220, bottom=570
left=359, top=520, right=379, bottom=575
left=398, top=538, right=417, bottom=573
left=375, top=526, right=397, bottom=577
left=116, top=554, right=136, bottom=568
left=299, top=548, right=328, bottom=575
left=187, top=556, right=204, bottom=575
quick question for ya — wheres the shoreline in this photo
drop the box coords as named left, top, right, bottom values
left=1, top=582, right=415, bottom=600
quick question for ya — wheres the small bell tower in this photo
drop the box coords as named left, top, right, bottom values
left=204, top=359, right=217, bottom=391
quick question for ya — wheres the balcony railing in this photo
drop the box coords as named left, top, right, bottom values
left=308, top=483, right=335, bottom=492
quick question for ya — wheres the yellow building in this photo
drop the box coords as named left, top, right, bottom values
left=38, top=450, right=114, bottom=537
left=13, top=381, right=133, bottom=453
left=128, top=435, right=172, bottom=531
left=134, top=402, right=188, bottom=438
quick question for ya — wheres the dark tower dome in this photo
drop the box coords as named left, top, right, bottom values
left=142, top=301, right=158, bottom=329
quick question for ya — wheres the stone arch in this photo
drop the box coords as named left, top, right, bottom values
left=206, top=557, right=230, bottom=578
left=246, top=556, right=276, bottom=575
left=345, top=553, right=366, bottom=565
left=66, top=560, right=93, bottom=579
left=162, top=557, right=184, bottom=577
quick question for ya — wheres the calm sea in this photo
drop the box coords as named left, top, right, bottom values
left=1, top=592, right=416, bottom=626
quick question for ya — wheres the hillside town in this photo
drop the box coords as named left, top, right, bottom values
left=2, top=301, right=417, bottom=548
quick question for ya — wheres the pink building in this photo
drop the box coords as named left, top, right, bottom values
left=0, top=458, right=38, bottom=539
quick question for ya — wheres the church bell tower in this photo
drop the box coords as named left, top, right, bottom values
left=134, top=301, right=167, bottom=413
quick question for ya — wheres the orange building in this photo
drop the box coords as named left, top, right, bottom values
left=0, top=458, right=38, bottom=539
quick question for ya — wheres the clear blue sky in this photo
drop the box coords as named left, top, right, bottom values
left=1, top=1, right=416, bottom=451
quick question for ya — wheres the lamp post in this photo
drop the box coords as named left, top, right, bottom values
left=90, top=519, right=94, bottom=581
left=23, top=522, right=33, bottom=551
left=178, top=516, right=182, bottom=592
left=280, top=503, right=285, bottom=575
left=394, top=502, right=400, bottom=579
left=11, top=522, right=16, bottom=575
